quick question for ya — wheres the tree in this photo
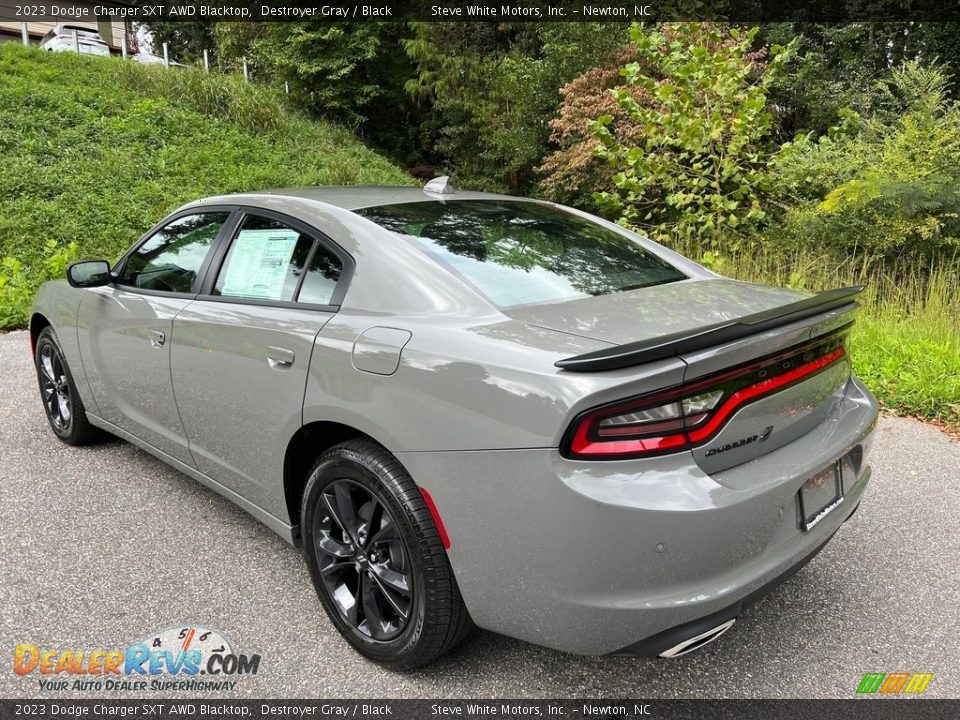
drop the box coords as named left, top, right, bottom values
left=759, top=22, right=960, bottom=141
left=538, top=47, right=640, bottom=208
left=590, top=23, right=790, bottom=252
left=404, top=22, right=626, bottom=193
left=138, top=19, right=216, bottom=63
left=771, top=62, right=960, bottom=260
left=214, top=23, right=421, bottom=162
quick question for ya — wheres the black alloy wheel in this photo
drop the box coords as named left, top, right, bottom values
left=314, top=478, right=413, bottom=641
left=301, top=439, right=473, bottom=669
left=34, top=326, right=102, bottom=445
left=38, top=341, right=71, bottom=432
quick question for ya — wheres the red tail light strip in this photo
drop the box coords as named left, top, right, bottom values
left=686, top=347, right=845, bottom=443
left=570, top=426, right=688, bottom=456
left=568, top=346, right=847, bottom=458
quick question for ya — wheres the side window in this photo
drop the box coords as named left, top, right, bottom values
left=298, top=244, right=342, bottom=306
left=213, top=215, right=313, bottom=302
left=119, top=212, right=228, bottom=293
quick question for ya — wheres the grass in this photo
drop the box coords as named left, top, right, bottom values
left=0, top=43, right=414, bottom=327
left=1, top=45, right=957, bottom=433
left=720, top=248, right=960, bottom=432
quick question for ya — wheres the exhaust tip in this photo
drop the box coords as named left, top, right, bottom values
left=658, top=618, right=736, bottom=658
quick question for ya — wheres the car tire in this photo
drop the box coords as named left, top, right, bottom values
left=34, top=326, right=103, bottom=446
left=301, top=439, right=473, bottom=669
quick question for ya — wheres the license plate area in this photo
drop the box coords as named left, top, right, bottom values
left=799, top=461, right=843, bottom=531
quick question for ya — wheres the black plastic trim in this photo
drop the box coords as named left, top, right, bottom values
left=195, top=209, right=243, bottom=295
left=555, top=285, right=865, bottom=372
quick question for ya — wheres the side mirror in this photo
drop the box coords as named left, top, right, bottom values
left=67, top=260, right=112, bottom=288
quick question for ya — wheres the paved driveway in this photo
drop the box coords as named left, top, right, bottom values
left=1, top=329, right=957, bottom=698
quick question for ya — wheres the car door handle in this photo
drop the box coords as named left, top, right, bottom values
left=149, top=330, right=165, bottom=348
left=266, top=346, right=295, bottom=370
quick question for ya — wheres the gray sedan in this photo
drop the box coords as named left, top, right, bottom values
left=30, top=179, right=878, bottom=668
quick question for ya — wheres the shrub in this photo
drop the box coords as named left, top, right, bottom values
left=538, top=48, right=639, bottom=208
left=403, top=22, right=626, bottom=193
left=770, top=62, right=960, bottom=261
left=0, top=241, right=77, bottom=329
left=587, top=23, right=790, bottom=251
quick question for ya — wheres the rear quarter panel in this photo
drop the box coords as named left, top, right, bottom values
left=303, top=312, right=688, bottom=452
left=294, top=206, right=695, bottom=452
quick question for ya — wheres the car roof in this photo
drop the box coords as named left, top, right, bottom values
left=196, top=185, right=532, bottom=212
left=180, top=185, right=538, bottom=316
left=56, top=24, right=101, bottom=33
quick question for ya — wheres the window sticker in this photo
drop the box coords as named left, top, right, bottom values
left=219, top=229, right=300, bottom=300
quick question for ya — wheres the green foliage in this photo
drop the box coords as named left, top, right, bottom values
left=722, top=247, right=960, bottom=430
left=0, top=241, right=78, bottom=328
left=404, top=22, right=626, bottom=192
left=216, top=23, right=394, bottom=125
left=214, top=23, right=425, bottom=164
left=139, top=17, right=217, bottom=63
left=760, top=22, right=960, bottom=141
left=109, top=55, right=292, bottom=134
left=853, top=311, right=960, bottom=428
left=592, top=24, right=792, bottom=251
left=771, top=62, right=960, bottom=260
left=0, top=43, right=412, bottom=330
left=0, top=257, right=33, bottom=330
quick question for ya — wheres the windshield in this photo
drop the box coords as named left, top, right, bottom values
left=357, top=200, right=687, bottom=308
left=62, top=27, right=100, bottom=38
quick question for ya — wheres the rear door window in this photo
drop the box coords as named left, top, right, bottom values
left=297, top=245, right=342, bottom=306
left=213, top=214, right=314, bottom=302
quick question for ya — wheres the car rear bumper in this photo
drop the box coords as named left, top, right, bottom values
left=611, top=521, right=844, bottom=657
left=48, top=43, right=110, bottom=56
left=397, top=376, right=878, bottom=656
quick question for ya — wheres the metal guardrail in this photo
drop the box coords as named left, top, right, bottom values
left=16, top=21, right=282, bottom=90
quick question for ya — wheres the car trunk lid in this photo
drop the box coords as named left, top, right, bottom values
left=535, top=279, right=860, bottom=472
left=504, top=278, right=810, bottom=346
left=678, top=317, right=853, bottom=474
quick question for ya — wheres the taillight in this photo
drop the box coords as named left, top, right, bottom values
left=563, top=332, right=849, bottom=460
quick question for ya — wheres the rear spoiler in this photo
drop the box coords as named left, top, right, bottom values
left=555, top=285, right=865, bottom=373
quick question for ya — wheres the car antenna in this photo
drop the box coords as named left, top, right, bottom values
left=424, top=176, right=454, bottom=195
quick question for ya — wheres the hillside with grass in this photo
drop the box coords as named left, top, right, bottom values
left=0, top=43, right=956, bottom=432
left=0, top=43, right=414, bottom=328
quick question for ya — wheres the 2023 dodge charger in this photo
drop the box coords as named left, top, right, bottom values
left=31, top=179, right=878, bottom=668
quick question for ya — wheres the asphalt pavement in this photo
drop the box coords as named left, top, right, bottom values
left=1, top=329, right=958, bottom=699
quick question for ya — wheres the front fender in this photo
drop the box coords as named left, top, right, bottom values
left=31, top=280, right=99, bottom=416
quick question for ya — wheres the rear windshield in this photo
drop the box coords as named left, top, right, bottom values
left=62, top=26, right=99, bottom=36
left=357, top=200, right=686, bottom=307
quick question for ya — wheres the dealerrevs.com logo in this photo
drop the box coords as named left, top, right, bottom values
left=13, top=626, right=261, bottom=692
